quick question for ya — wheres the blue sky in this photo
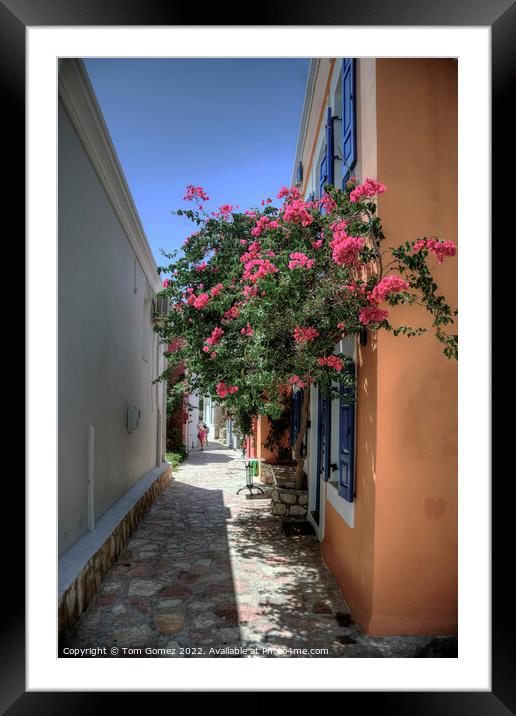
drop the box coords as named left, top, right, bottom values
left=83, top=59, right=310, bottom=266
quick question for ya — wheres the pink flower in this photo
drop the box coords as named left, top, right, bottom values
left=413, top=238, right=457, bottom=264
left=216, top=204, right=233, bottom=218
left=189, top=293, right=210, bottom=310
left=202, top=346, right=210, bottom=353
left=251, top=216, right=270, bottom=238
left=288, top=375, right=306, bottom=388
left=331, top=219, right=348, bottom=241
left=294, top=326, right=320, bottom=342
left=183, top=184, right=210, bottom=202
left=283, top=199, right=314, bottom=227
left=312, top=239, right=323, bottom=249
left=223, top=304, right=241, bottom=322
left=318, top=355, right=344, bottom=372
left=205, top=326, right=224, bottom=346
left=243, top=284, right=259, bottom=300
left=215, top=382, right=239, bottom=398
left=242, top=258, right=279, bottom=283
left=195, top=262, right=208, bottom=272
left=240, top=239, right=248, bottom=245
left=369, top=275, right=410, bottom=303
left=210, top=352, right=217, bottom=359
left=288, top=252, right=314, bottom=270
left=330, top=236, right=365, bottom=267
left=277, top=186, right=302, bottom=202
left=210, top=283, right=224, bottom=297
left=349, top=178, right=386, bottom=203
left=162, top=279, right=170, bottom=288
left=319, top=193, right=337, bottom=212
left=240, top=323, right=254, bottom=336
left=337, top=322, right=345, bottom=330
left=359, top=305, right=390, bottom=325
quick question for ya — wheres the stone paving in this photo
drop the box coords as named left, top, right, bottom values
left=63, top=442, right=457, bottom=658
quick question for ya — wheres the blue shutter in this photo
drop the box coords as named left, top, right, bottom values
left=342, top=59, right=357, bottom=184
left=319, top=155, right=327, bottom=200
left=338, top=362, right=356, bottom=501
left=317, top=390, right=332, bottom=482
left=325, top=106, right=334, bottom=187
left=296, top=160, right=303, bottom=184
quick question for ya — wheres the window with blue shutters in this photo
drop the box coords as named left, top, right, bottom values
left=338, top=362, right=356, bottom=502
left=342, top=58, right=357, bottom=185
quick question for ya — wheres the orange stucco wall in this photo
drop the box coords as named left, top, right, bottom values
left=321, top=59, right=458, bottom=635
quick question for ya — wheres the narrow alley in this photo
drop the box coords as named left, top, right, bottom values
left=64, top=442, right=456, bottom=658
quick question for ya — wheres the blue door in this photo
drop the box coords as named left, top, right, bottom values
left=339, top=362, right=356, bottom=502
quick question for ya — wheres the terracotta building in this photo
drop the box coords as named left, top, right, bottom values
left=254, top=58, right=458, bottom=636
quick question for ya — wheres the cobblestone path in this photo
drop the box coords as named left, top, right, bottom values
left=65, top=442, right=456, bottom=658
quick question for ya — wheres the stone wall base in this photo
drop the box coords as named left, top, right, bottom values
left=266, top=464, right=308, bottom=519
left=271, top=485, right=308, bottom=519
left=58, top=465, right=172, bottom=644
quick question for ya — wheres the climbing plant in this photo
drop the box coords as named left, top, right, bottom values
left=155, top=180, right=457, bottom=488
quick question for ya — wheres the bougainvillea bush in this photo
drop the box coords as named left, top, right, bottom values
left=156, top=179, right=457, bottom=487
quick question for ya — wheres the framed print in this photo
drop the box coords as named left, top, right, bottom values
left=2, top=0, right=509, bottom=709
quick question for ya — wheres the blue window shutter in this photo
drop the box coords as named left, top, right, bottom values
left=338, top=362, right=356, bottom=501
left=325, top=106, right=334, bottom=187
left=296, top=160, right=303, bottom=184
left=342, top=59, right=357, bottom=184
left=319, top=155, right=327, bottom=199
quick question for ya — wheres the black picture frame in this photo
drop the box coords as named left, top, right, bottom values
left=4, top=0, right=508, bottom=710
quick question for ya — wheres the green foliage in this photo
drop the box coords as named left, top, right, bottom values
left=165, top=450, right=186, bottom=470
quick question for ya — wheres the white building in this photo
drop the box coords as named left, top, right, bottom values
left=58, top=59, right=170, bottom=635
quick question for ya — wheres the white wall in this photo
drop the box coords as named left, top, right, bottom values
left=58, top=88, right=165, bottom=555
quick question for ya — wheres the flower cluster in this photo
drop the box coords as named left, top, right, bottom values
left=187, top=292, right=210, bottom=310
left=369, top=275, right=410, bottom=303
left=320, top=193, right=337, bottom=212
left=349, top=178, right=386, bottom=203
left=359, top=305, right=390, bottom=325
left=251, top=216, right=272, bottom=238
left=240, top=323, right=254, bottom=336
left=205, top=326, right=224, bottom=346
left=283, top=200, right=314, bottom=227
left=288, top=375, right=307, bottom=388
left=277, top=186, right=301, bottom=202
left=215, top=382, right=239, bottom=398
left=212, top=204, right=234, bottom=219
left=288, top=252, right=314, bottom=270
left=223, top=304, right=241, bottom=322
left=242, top=258, right=279, bottom=283
left=413, top=238, right=457, bottom=264
left=330, top=235, right=365, bottom=267
left=317, top=355, right=344, bottom=372
left=293, top=326, right=320, bottom=342
left=210, top=283, right=224, bottom=297
left=183, top=185, right=210, bottom=202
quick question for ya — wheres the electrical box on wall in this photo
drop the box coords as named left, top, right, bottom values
left=127, top=406, right=141, bottom=433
